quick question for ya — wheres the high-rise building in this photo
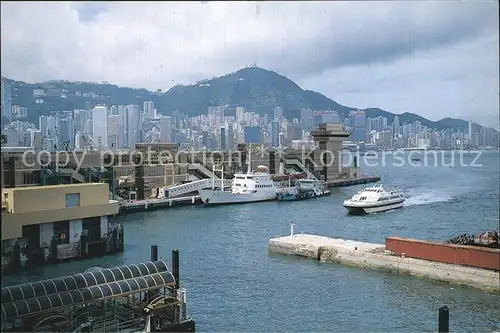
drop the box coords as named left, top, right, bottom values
left=285, top=123, right=302, bottom=147
left=393, top=116, right=400, bottom=135
left=208, top=106, right=225, bottom=129
left=11, top=105, right=28, bottom=119
left=271, top=119, right=279, bottom=147
left=278, top=132, right=285, bottom=148
left=236, top=107, right=245, bottom=122
left=402, top=123, right=413, bottom=138
left=73, top=110, right=88, bottom=133
left=370, top=116, right=388, bottom=132
left=75, top=131, right=86, bottom=151
left=1, top=78, right=12, bottom=123
left=481, top=127, right=499, bottom=147
left=300, top=108, right=314, bottom=131
left=316, top=110, right=339, bottom=125
left=46, top=116, right=58, bottom=148
left=468, top=121, right=481, bottom=147
left=220, top=127, right=227, bottom=150
left=126, top=105, right=141, bottom=149
left=29, top=129, right=42, bottom=151
left=349, top=110, right=366, bottom=142
left=144, top=101, right=155, bottom=120
left=42, top=138, right=55, bottom=152
left=117, top=105, right=128, bottom=148
left=226, top=123, right=234, bottom=149
left=58, top=117, right=74, bottom=148
left=374, top=130, right=392, bottom=148
left=159, top=116, right=172, bottom=143
left=3, top=125, right=18, bottom=147
left=92, top=105, right=108, bottom=150
left=274, top=107, right=284, bottom=121
left=243, top=126, right=262, bottom=144
left=39, top=115, right=49, bottom=137
left=107, top=114, right=120, bottom=150
left=85, top=118, right=93, bottom=137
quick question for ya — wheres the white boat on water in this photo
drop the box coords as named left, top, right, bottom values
left=343, top=184, right=405, bottom=214
left=198, top=152, right=278, bottom=206
left=277, top=178, right=331, bottom=201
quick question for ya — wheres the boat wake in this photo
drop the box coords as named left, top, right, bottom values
left=404, top=190, right=456, bottom=206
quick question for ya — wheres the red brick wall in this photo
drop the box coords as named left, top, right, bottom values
left=385, top=237, right=500, bottom=271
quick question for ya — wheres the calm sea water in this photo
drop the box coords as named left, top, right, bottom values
left=5, top=151, right=500, bottom=332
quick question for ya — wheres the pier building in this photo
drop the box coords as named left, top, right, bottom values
left=1, top=183, right=123, bottom=274
left=310, top=123, right=356, bottom=181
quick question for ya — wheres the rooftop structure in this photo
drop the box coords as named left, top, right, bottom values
left=1, top=249, right=195, bottom=332
left=310, top=123, right=355, bottom=181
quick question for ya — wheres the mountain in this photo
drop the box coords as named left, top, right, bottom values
left=2, top=67, right=475, bottom=131
left=161, top=67, right=357, bottom=120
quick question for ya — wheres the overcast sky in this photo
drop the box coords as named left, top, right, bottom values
left=1, top=1, right=498, bottom=128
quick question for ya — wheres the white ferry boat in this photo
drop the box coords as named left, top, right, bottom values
left=343, top=184, right=405, bottom=214
left=198, top=152, right=278, bottom=206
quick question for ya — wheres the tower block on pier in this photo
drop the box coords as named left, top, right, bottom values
left=310, top=124, right=351, bottom=181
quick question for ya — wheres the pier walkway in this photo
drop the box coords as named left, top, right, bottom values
left=119, top=195, right=202, bottom=213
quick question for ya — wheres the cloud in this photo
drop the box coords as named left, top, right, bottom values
left=1, top=1, right=498, bottom=127
left=299, top=32, right=499, bottom=128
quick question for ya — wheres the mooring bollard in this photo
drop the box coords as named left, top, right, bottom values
left=289, top=222, right=295, bottom=238
left=151, top=244, right=158, bottom=261
left=172, top=249, right=180, bottom=289
left=438, top=305, right=449, bottom=333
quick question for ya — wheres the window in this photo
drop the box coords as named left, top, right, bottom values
left=22, top=171, right=41, bottom=185
left=65, top=193, right=81, bottom=208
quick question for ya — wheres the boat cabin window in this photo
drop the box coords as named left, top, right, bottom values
left=235, top=176, right=244, bottom=179
left=246, top=176, right=253, bottom=179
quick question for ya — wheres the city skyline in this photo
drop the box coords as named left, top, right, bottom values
left=2, top=93, right=499, bottom=152
left=0, top=68, right=497, bottom=131
left=1, top=2, right=498, bottom=128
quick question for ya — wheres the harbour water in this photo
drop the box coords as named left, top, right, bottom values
left=4, top=151, right=499, bottom=332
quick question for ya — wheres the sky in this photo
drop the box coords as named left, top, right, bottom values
left=1, top=1, right=499, bottom=128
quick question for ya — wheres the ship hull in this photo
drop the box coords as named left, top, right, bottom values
left=163, top=319, right=196, bottom=332
left=344, top=199, right=404, bottom=215
left=198, top=189, right=277, bottom=206
left=278, top=189, right=331, bottom=201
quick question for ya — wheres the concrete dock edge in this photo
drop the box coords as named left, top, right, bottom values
left=269, top=234, right=500, bottom=292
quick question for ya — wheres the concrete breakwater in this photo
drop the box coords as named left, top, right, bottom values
left=268, top=234, right=500, bottom=292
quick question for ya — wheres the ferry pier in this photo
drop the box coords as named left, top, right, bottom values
left=2, top=126, right=381, bottom=216
left=1, top=183, right=124, bottom=275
